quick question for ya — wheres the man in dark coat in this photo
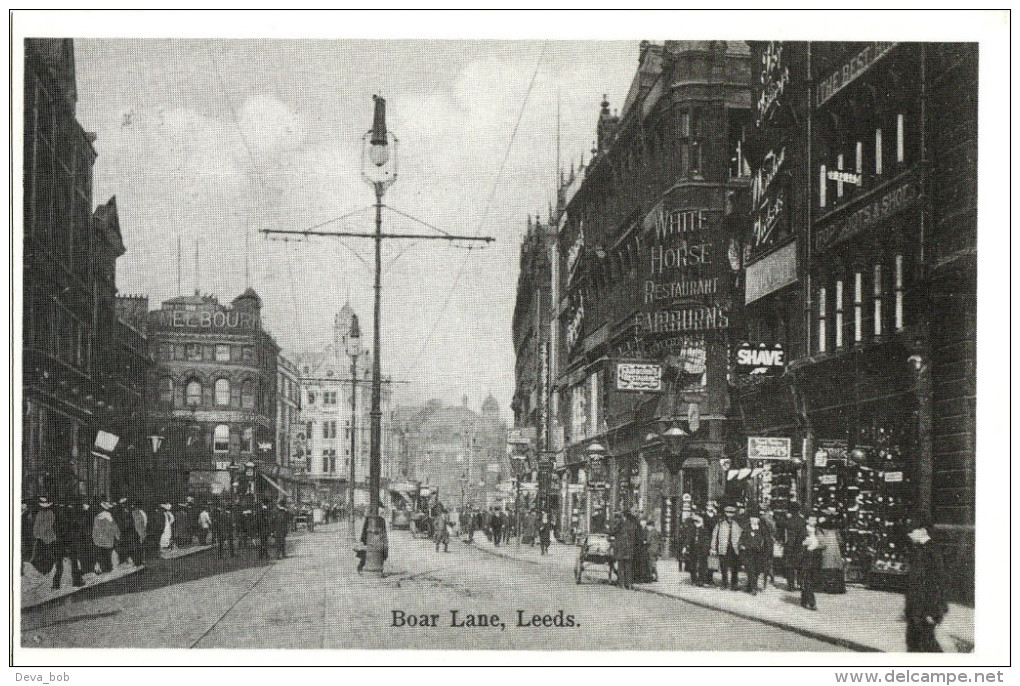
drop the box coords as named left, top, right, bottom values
left=611, top=511, right=641, bottom=590
left=490, top=508, right=505, bottom=547
left=904, top=515, right=949, bottom=652
left=738, top=515, right=769, bottom=595
left=113, top=497, right=134, bottom=565
left=274, top=499, right=292, bottom=559
left=213, top=505, right=235, bottom=558
left=683, top=513, right=712, bottom=586
left=255, top=499, right=272, bottom=559
left=781, top=502, right=808, bottom=591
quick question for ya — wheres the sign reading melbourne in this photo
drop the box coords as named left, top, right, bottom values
left=157, top=308, right=260, bottom=330
left=615, top=362, right=663, bottom=392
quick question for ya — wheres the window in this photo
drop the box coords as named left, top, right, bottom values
left=323, top=421, right=337, bottom=439
left=834, top=280, right=844, bottom=349
left=817, top=287, right=827, bottom=353
left=159, top=377, right=173, bottom=404
left=216, top=344, right=231, bottom=362
left=895, top=254, right=905, bottom=330
left=307, top=391, right=316, bottom=405
left=322, top=449, right=337, bottom=473
left=213, top=425, right=230, bottom=453
left=324, top=391, right=337, bottom=405
left=242, top=427, right=253, bottom=453
left=243, top=347, right=254, bottom=363
left=853, top=272, right=863, bottom=343
left=241, top=380, right=255, bottom=409
left=873, top=263, right=883, bottom=338
left=306, top=422, right=314, bottom=441
left=215, top=378, right=231, bottom=406
left=186, top=379, right=202, bottom=406
left=187, top=343, right=202, bottom=361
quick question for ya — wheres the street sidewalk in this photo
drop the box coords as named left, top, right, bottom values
left=464, top=533, right=974, bottom=653
left=20, top=544, right=212, bottom=610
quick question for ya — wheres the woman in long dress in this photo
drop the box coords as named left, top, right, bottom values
left=159, top=503, right=175, bottom=552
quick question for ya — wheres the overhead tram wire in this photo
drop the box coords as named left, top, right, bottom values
left=403, top=41, right=549, bottom=377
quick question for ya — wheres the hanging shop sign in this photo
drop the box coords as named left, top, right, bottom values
left=565, top=294, right=585, bottom=351
left=757, top=42, right=790, bottom=127
left=735, top=342, right=785, bottom=377
left=818, top=474, right=838, bottom=486
left=747, top=436, right=792, bottom=460
left=566, top=223, right=585, bottom=286
left=883, top=471, right=904, bottom=483
left=816, top=42, right=898, bottom=108
left=615, top=362, right=663, bottom=392
left=815, top=439, right=849, bottom=465
left=745, top=241, right=798, bottom=304
left=814, top=172, right=918, bottom=254
left=750, top=145, right=790, bottom=256
left=507, top=428, right=536, bottom=446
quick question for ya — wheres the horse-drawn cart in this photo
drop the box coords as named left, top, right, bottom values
left=573, top=533, right=616, bottom=584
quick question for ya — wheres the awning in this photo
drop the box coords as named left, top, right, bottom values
left=260, top=472, right=289, bottom=496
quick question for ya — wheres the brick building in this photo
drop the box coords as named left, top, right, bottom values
left=146, top=288, right=279, bottom=502
left=552, top=41, right=752, bottom=541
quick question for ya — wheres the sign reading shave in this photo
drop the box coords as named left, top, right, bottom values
left=735, top=342, right=785, bottom=377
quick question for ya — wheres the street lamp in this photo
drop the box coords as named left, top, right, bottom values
left=360, top=95, right=399, bottom=576
left=346, top=313, right=361, bottom=537
left=459, top=471, right=468, bottom=513
left=585, top=442, right=606, bottom=535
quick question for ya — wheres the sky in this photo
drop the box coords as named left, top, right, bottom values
left=72, top=38, right=641, bottom=416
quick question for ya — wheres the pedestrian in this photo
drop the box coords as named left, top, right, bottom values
left=760, top=508, right=778, bottom=587
left=816, top=513, right=846, bottom=594
left=709, top=505, right=743, bottom=591
left=702, top=502, right=719, bottom=586
left=433, top=508, right=450, bottom=552
left=683, top=512, right=711, bottom=586
left=113, top=497, right=134, bottom=566
left=644, top=521, right=662, bottom=582
left=903, top=514, right=949, bottom=652
left=130, top=501, right=148, bottom=567
left=213, top=505, right=235, bottom=557
left=781, top=502, right=808, bottom=591
left=256, top=499, right=272, bottom=559
left=490, top=508, right=504, bottom=547
left=30, top=496, right=62, bottom=589
left=198, top=504, right=212, bottom=545
left=21, top=500, right=34, bottom=575
left=92, top=501, right=120, bottom=573
left=159, top=503, right=175, bottom=553
left=175, top=499, right=192, bottom=547
left=800, top=513, right=822, bottom=610
left=611, top=510, right=640, bottom=590
left=738, top=515, right=769, bottom=595
left=538, top=512, right=553, bottom=555
left=274, top=498, right=292, bottom=559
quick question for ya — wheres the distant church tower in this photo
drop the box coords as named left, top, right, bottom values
left=481, top=393, right=500, bottom=420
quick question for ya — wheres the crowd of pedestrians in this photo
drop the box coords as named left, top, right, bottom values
left=21, top=492, right=299, bottom=593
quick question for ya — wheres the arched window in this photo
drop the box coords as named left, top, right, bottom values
left=185, top=379, right=202, bottom=406
left=158, top=377, right=173, bottom=403
left=215, top=378, right=231, bottom=406
left=213, top=425, right=230, bottom=453
left=241, top=380, right=255, bottom=409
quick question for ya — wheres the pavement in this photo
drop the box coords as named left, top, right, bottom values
left=463, top=532, right=975, bottom=653
left=20, top=543, right=213, bottom=610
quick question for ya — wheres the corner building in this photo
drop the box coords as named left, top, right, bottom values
left=554, top=41, right=752, bottom=545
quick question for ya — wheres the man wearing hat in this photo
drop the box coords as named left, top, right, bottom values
left=904, top=514, right=948, bottom=652
left=113, top=497, right=135, bottom=566
left=709, top=504, right=743, bottom=591
left=92, top=501, right=120, bottom=573
left=273, top=498, right=292, bottom=559
left=30, top=496, right=61, bottom=588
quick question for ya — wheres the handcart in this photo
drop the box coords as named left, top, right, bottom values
left=574, top=533, right=616, bottom=584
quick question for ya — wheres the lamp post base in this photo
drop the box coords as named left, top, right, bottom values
left=362, top=514, right=388, bottom=576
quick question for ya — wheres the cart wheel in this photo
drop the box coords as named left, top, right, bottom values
left=574, top=559, right=583, bottom=584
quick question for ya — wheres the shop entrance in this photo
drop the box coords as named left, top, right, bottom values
left=678, top=466, right=708, bottom=509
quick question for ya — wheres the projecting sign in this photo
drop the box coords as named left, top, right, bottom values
left=615, top=362, right=663, bottom=392
left=745, top=241, right=797, bottom=304
left=507, top=427, right=536, bottom=446
left=735, top=343, right=785, bottom=377
left=747, top=437, right=792, bottom=460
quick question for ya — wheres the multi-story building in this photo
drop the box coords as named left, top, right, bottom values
left=552, top=41, right=752, bottom=541
left=146, top=288, right=279, bottom=502
left=275, top=352, right=303, bottom=501
left=292, top=304, right=394, bottom=505
left=109, top=293, right=153, bottom=500
left=22, top=38, right=143, bottom=502
left=393, top=396, right=509, bottom=510
left=740, top=42, right=976, bottom=601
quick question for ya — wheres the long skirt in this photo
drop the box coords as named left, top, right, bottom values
left=818, top=567, right=847, bottom=594
left=160, top=524, right=173, bottom=549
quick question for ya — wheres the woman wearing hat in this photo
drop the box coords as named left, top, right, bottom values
left=816, top=513, right=846, bottom=594
left=92, top=501, right=120, bottom=573
left=30, top=497, right=61, bottom=587
left=159, top=503, right=175, bottom=553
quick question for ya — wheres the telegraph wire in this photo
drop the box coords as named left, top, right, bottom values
left=403, top=41, right=549, bottom=377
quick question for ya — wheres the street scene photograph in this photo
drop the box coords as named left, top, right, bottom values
left=12, top=11, right=1007, bottom=668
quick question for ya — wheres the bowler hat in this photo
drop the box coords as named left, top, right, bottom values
left=723, top=505, right=737, bottom=514
left=38, top=496, right=52, bottom=508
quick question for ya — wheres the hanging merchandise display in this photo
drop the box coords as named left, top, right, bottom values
left=812, top=424, right=913, bottom=586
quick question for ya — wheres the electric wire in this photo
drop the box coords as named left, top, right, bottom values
left=403, top=41, right=549, bottom=377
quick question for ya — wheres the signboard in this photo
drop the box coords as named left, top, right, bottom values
left=187, top=469, right=232, bottom=499
left=615, top=362, right=663, bottom=392
left=818, top=474, right=838, bottom=486
left=816, top=42, right=898, bottom=107
left=735, top=343, right=785, bottom=377
left=747, top=436, right=792, bottom=460
left=757, top=42, right=791, bottom=127
left=507, top=427, right=537, bottom=446
left=883, top=471, right=904, bottom=483
left=154, top=308, right=260, bottom=331
left=815, top=439, right=849, bottom=464
left=814, top=173, right=918, bottom=254
left=745, top=241, right=798, bottom=304
left=813, top=450, right=828, bottom=468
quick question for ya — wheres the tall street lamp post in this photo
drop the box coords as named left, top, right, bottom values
left=585, top=442, right=606, bottom=536
left=346, top=313, right=361, bottom=537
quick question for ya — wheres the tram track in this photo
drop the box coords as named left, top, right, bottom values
left=187, top=556, right=279, bottom=649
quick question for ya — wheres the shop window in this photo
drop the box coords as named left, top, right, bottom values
left=185, top=379, right=202, bottom=407
left=213, top=425, right=230, bottom=453
left=215, top=378, right=231, bottom=406
left=817, top=287, right=827, bottom=353
left=216, top=344, right=231, bottom=362
left=241, top=380, right=255, bottom=409
left=241, top=427, right=253, bottom=453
